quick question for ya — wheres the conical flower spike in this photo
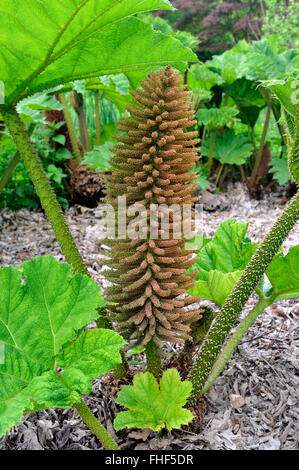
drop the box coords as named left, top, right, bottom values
left=102, top=66, right=203, bottom=346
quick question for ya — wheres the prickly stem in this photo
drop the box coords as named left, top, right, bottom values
left=188, top=191, right=299, bottom=405
left=1, top=105, right=88, bottom=276
left=59, top=93, right=82, bottom=164
left=74, top=398, right=119, bottom=450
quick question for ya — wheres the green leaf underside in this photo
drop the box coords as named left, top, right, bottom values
left=114, top=369, right=193, bottom=432
left=189, top=219, right=257, bottom=306
left=265, top=246, right=299, bottom=301
left=190, top=271, right=243, bottom=307
left=0, top=256, right=124, bottom=437
left=0, top=0, right=196, bottom=106
left=195, top=219, right=258, bottom=279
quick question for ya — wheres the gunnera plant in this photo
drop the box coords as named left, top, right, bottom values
left=101, top=66, right=203, bottom=373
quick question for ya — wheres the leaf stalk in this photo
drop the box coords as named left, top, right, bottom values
left=200, top=297, right=271, bottom=395
left=74, top=398, right=120, bottom=450
left=188, top=190, right=299, bottom=405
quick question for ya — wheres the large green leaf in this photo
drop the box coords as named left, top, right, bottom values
left=265, top=246, right=299, bottom=301
left=147, top=14, right=199, bottom=51
left=12, top=89, right=64, bottom=124
left=0, top=255, right=124, bottom=437
left=202, top=130, right=253, bottom=166
left=262, top=79, right=297, bottom=118
left=191, top=88, right=212, bottom=112
left=58, top=328, right=125, bottom=394
left=0, top=0, right=196, bottom=107
left=207, top=38, right=299, bottom=84
left=230, top=78, right=265, bottom=109
left=229, top=77, right=265, bottom=127
left=244, top=46, right=298, bottom=81
left=114, top=369, right=193, bottom=432
left=207, top=51, right=247, bottom=86
left=237, top=106, right=262, bottom=129
left=188, top=64, right=221, bottom=91
left=189, top=218, right=299, bottom=308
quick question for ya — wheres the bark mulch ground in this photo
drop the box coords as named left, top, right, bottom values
left=0, top=183, right=298, bottom=450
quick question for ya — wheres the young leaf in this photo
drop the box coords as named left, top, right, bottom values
left=47, top=164, right=66, bottom=185
left=114, top=369, right=193, bottom=432
left=0, top=0, right=196, bottom=106
left=194, top=163, right=210, bottom=189
left=195, top=172, right=210, bottom=189
left=0, top=256, right=124, bottom=437
left=55, top=148, right=73, bottom=162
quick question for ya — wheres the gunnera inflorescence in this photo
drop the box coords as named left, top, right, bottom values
left=101, top=66, right=203, bottom=347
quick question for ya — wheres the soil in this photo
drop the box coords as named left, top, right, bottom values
left=0, top=182, right=298, bottom=450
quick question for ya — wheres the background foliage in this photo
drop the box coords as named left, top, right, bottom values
left=0, top=0, right=298, bottom=210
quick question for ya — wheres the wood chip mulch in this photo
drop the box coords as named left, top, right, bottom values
left=0, top=182, right=298, bottom=450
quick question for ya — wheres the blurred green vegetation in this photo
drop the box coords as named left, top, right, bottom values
left=1, top=8, right=298, bottom=210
